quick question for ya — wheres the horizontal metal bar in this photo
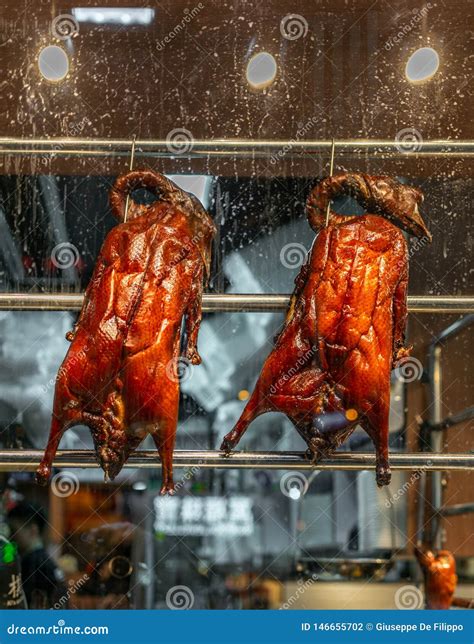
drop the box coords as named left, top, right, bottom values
left=0, top=138, right=473, bottom=158
left=0, top=450, right=471, bottom=472
left=440, top=503, right=474, bottom=517
left=300, top=557, right=392, bottom=565
left=0, top=293, right=473, bottom=314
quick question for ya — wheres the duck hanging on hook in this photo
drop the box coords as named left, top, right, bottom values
left=221, top=169, right=431, bottom=487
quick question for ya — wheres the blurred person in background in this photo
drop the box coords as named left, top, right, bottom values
left=7, top=501, right=66, bottom=608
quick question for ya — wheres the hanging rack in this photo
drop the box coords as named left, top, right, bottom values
left=0, top=138, right=471, bottom=475
left=0, top=293, right=472, bottom=314
left=0, top=138, right=473, bottom=158
left=0, top=450, right=471, bottom=472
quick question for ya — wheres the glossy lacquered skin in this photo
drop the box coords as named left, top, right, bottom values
left=36, top=170, right=215, bottom=493
left=415, top=547, right=457, bottom=609
left=221, top=173, right=431, bottom=487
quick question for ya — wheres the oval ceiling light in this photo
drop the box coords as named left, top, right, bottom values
left=38, top=45, right=69, bottom=82
left=405, top=47, right=439, bottom=83
left=246, top=52, right=277, bottom=89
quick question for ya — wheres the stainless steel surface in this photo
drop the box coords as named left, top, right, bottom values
left=1, top=138, right=473, bottom=158
left=0, top=293, right=473, bottom=313
left=0, top=450, right=472, bottom=472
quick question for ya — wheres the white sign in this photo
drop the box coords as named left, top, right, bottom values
left=154, top=495, right=254, bottom=537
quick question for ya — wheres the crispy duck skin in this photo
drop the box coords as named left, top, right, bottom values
left=36, top=170, right=215, bottom=493
left=415, top=547, right=457, bottom=609
left=221, top=173, right=431, bottom=486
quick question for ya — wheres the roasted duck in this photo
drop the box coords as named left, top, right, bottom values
left=415, top=547, right=457, bottom=609
left=36, top=170, right=215, bottom=493
left=221, top=173, right=431, bottom=486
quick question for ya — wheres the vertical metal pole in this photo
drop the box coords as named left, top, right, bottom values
left=430, top=345, right=443, bottom=548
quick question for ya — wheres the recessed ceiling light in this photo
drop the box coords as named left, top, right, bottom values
left=38, top=45, right=69, bottom=82
left=246, top=52, right=277, bottom=89
left=405, top=47, right=440, bottom=83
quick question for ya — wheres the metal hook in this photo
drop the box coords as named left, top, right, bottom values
left=324, top=138, right=336, bottom=227
left=123, top=134, right=137, bottom=223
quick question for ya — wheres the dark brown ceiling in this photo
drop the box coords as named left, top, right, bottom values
left=0, top=0, right=472, bottom=140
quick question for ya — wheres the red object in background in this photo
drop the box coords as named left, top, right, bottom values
left=36, top=170, right=215, bottom=493
left=221, top=173, right=431, bottom=487
left=43, top=256, right=56, bottom=274
left=21, top=254, right=36, bottom=274
left=415, top=547, right=457, bottom=609
left=74, top=256, right=86, bottom=275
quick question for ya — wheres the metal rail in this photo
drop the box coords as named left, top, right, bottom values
left=440, top=503, right=474, bottom=517
left=0, top=138, right=473, bottom=158
left=0, top=293, right=473, bottom=314
left=0, top=450, right=471, bottom=472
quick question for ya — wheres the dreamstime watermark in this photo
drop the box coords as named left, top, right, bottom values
left=154, top=464, right=202, bottom=507
left=280, top=14, right=308, bottom=40
left=280, top=574, right=319, bottom=609
left=384, top=461, right=432, bottom=508
left=394, top=584, right=424, bottom=609
left=270, top=344, right=317, bottom=394
left=42, top=345, right=90, bottom=394
left=51, top=14, right=80, bottom=40
left=156, top=3, right=204, bottom=51
left=280, top=242, right=308, bottom=269
left=384, top=5, right=433, bottom=50
left=408, top=234, right=431, bottom=257
left=148, top=226, right=208, bottom=287
left=53, top=573, right=89, bottom=609
left=395, top=356, right=423, bottom=383
left=280, top=472, right=309, bottom=500
left=270, top=116, right=318, bottom=164
left=166, top=128, right=194, bottom=155
left=67, top=117, right=92, bottom=137
left=51, top=471, right=80, bottom=498
left=395, top=127, right=423, bottom=153
left=7, top=622, right=108, bottom=636
left=166, top=356, right=194, bottom=383
left=166, top=585, right=195, bottom=609
left=40, top=117, right=92, bottom=166
left=51, top=242, right=80, bottom=270
left=178, top=464, right=201, bottom=489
